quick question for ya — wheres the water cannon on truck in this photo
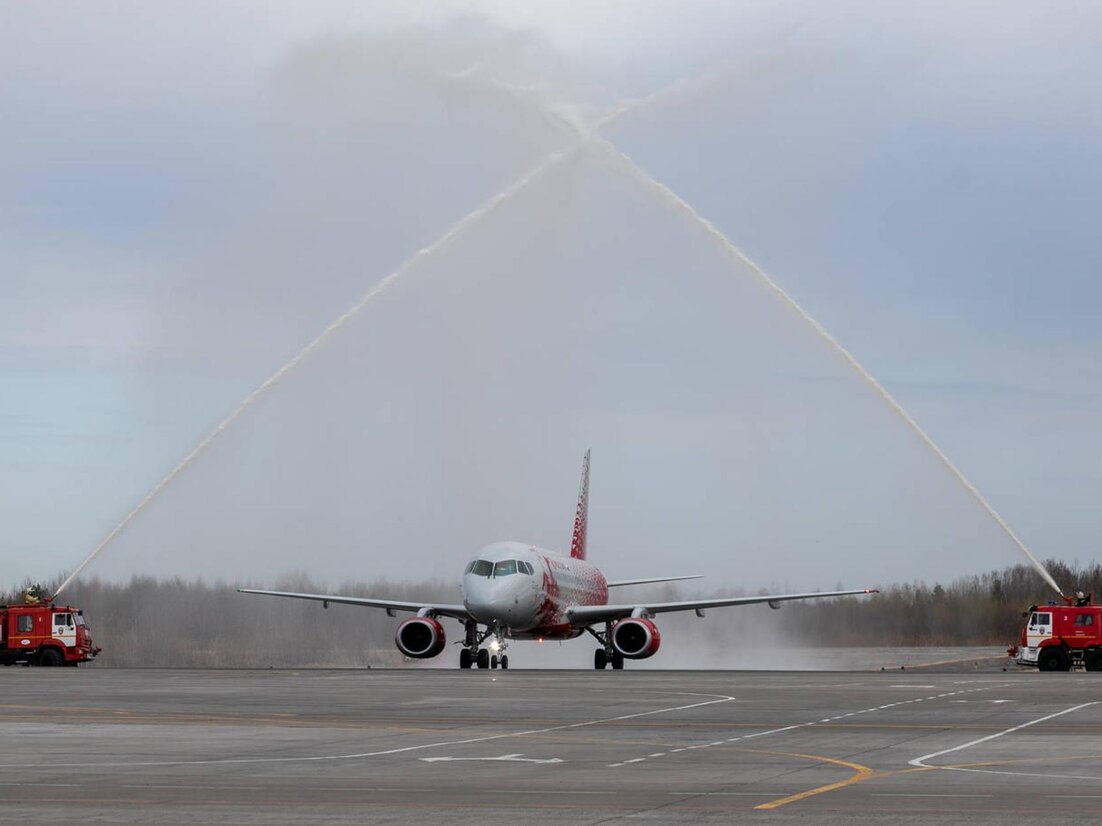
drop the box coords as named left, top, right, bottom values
left=1007, top=592, right=1102, bottom=672
left=0, top=586, right=101, bottom=667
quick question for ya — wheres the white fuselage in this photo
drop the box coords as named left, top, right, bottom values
left=462, top=541, right=609, bottom=638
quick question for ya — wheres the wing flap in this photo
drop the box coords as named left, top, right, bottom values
left=565, top=588, right=877, bottom=625
left=237, top=588, right=471, bottom=621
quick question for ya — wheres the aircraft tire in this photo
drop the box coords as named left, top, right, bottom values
left=490, top=655, right=498, bottom=669
left=611, top=652, right=624, bottom=670
left=460, top=649, right=472, bottom=669
left=500, top=655, right=509, bottom=670
left=477, top=649, right=490, bottom=669
left=594, top=649, right=607, bottom=670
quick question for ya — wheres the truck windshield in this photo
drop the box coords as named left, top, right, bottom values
left=75, top=613, right=86, bottom=627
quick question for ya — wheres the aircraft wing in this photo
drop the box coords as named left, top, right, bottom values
left=237, top=588, right=472, bottom=621
left=606, top=575, right=703, bottom=588
left=564, top=588, right=878, bottom=625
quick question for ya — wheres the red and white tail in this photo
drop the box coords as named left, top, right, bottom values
left=570, top=449, right=591, bottom=560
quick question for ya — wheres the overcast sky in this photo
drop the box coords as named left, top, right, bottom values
left=2, top=1, right=1100, bottom=594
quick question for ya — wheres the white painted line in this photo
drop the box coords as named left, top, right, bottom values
left=0, top=691, right=736, bottom=771
left=667, top=792, right=786, bottom=796
left=872, top=793, right=993, bottom=798
left=119, top=784, right=439, bottom=793
left=420, top=753, right=562, bottom=764
left=910, top=701, right=1100, bottom=769
left=611, top=683, right=1011, bottom=770
left=495, top=790, right=608, bottom=795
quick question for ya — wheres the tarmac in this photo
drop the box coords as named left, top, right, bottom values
left=3, top=665, right=1102, bottom=824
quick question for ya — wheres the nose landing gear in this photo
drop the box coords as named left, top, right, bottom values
left=459, top=622, right=510, bottom=669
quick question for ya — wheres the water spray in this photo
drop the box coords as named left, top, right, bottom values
left=590, top=139, right=1063, bottom=597
left=54, top=148, right=574, bottom=597
left=470, top=66, right=1064, bottom=598
left=58, top=55, right=1064, bottom=600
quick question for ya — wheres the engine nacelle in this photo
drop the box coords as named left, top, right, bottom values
left=611, top=618, right=661, bottom=659
left=395, top=617, right=446, bottom=659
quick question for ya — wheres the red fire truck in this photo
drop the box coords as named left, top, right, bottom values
left=0, top=591, right=100, bottom=667
left=1008, top=593, right=1102, bottom=672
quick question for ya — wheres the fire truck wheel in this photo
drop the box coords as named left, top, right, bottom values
left=1037, top=647, right=1070, bottom=672
left=1084, top=650, right=1102, bottom=672
left=37, top=648, right=63, bottom=667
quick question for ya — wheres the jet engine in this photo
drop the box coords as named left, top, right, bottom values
left=611, top=618, right=661, bottom=659
left=395, top=617, right=446, bottom=659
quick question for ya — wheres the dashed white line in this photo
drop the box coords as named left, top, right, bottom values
left=607, top=685, right=1003, bottom=768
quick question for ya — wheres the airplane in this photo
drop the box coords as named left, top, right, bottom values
left=239, top=450, right=877, bottom=669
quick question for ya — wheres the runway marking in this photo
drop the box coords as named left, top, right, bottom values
left=752, top=750, right=874, bottom=810
left=871, top=793, right=992, bottom=798
left=606, top=684, right=1003, bottom=767
left=666, top=792, right=784, bottom=797
left=909, top=701, right=1101, bottom=772
left=420, top=753, right=562, bottom=764
left=0, top=691, right=735, bottom=771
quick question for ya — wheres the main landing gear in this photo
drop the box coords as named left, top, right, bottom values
left=459, top=622, right=509, bottom=670
left=588, top=624, right=623, bottom=670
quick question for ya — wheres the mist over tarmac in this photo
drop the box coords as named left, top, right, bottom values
left=3, top=3, right=1101, bottom=600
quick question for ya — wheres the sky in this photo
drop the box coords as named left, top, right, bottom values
left=2, top=1, right=1100, bottom=594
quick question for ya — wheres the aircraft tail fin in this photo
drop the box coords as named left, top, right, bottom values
left=569, top=449, right=591, bottom=560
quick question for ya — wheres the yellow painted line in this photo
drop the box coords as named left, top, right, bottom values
left=746, top=749, right=874, bottom=810
left=750, top=750, right=1102, bottom=811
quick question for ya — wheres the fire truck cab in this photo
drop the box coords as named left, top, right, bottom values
left=1011, top=595, right=1102, bottom=672
left=0, top=596, right=100, bottom=667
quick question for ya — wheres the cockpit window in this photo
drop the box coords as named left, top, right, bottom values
left=518, top=561, right=533, bottom=575
left=470, top=560, right=493, bottom=577
left=464, top=561, right=475, bottom=575
left=494, top=560, right=518, bottom=577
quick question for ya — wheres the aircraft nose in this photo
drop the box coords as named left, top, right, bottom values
left=464, top=576, right=528, bottom=625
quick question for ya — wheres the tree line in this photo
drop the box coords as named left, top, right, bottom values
left=775, top=559, right=1101, bottom=647
left=4, top=560, right=1098, bottom=666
